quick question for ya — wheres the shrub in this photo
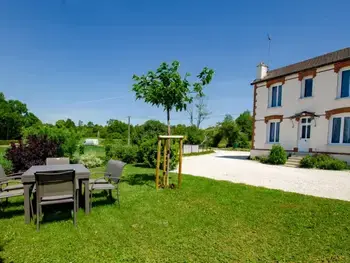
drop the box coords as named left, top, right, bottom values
left=217, top=138, right=228, bottom=148
left=5, top=135, right=61, bottom=172
left=139, top=138, right=179, bottom=170
left=23, top=125, right=80, bottom=158
left=300, top=154, right=348, bottom=170
left=79, top=153, right=103, bottom=168
left=78, top=144, right=85, bottom=155
left=0, top=154, right=13, bottom=174
left=300, top=155, right=316, bottom=168
left=235, top=132, right=250, bottom=149
left=107, top=144, right=139, bottom=164
left=267, top=145, right=287, bottom=165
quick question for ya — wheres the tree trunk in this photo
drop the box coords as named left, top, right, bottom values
left=166, top=108, right=171, bottom=186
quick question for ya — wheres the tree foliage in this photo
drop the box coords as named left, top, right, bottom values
left=132, top=61, right=214, bottom=134
left=0, top=92, right=41, bottom=140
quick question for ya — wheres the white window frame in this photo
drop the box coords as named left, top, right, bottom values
left=300, top=76, right=313, bottom=99
left=337, top=66, right=350, bottom=99
left=328, top=113, right=350, bottom=145
left=267, top=121, right=281, bottom=144
left=268, top=83, right=283, bottom=108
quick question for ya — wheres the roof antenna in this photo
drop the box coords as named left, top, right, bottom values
left=267, top=34, right=272, bottom=68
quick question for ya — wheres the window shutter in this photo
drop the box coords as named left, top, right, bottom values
left=277, top=85, right=282, bottom=106
left=331, top=118, right=341, bottom=143
left=343, top=117, right=350, bottom=143
left=341, top=70, right=350, bottom=98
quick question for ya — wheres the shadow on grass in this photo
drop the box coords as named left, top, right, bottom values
left=133, top=163, right=151, bottom=168
left=124, top=173, right=155, bottom=187
left=0, top=209, right=24, bottom=219
left=216, top=155, right=249, bottom=160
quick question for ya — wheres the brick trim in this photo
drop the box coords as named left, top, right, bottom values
left=264, top=115, right=283, bottom=123
left=266, top=77, right=285, bottom=88
left=298, top=69, right=317, bottom=81
left=325, top=107, right=350, bottom=119
left=251, top=85, right=258, bottom=149
left=293, top=147, right=298, bottom=152
left=334, top=59, right=350, bottom=73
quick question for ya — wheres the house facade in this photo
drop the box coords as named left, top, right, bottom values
left=251, top=47, right=350, bottom=163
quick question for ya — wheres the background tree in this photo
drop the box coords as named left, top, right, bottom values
left=132, top=61, right=214, bottom=177
left=195, top=97, right=211, bottom=128
left=235, top=110, right=253, bottom=140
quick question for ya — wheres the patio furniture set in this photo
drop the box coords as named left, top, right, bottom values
left=0, top=158, right=126, bottom=231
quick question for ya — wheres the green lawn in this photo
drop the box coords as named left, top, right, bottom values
left=0, top=146, right=8, bottom=155
left=1, top=165, right=350, bottom=262
left=83, top=145, right=105, bottom=157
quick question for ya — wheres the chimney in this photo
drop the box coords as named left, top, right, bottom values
left=256, top=62, right=268, bottom=80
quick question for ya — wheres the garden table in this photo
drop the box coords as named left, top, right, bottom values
left=22, top=164, right=91, bottom=224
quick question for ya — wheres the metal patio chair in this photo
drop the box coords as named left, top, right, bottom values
left=89, top=160, right=126, bottom=208
left=46, top=158, right=70, bottom=165
left=0, top=165, right=23, bottom=192
left=34, top=170, right=77, bottom=231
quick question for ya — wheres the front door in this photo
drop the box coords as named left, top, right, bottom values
left=298, top=117, right=311, bottom=152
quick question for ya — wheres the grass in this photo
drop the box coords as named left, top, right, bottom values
left=1, top=165, right=350, bottom=262
left=83, top=145, right=105, bottom=157
left=183, top=150, right=215, bottom=157
left=0, top=146, right=8, bottom=155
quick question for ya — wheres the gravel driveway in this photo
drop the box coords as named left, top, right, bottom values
left=179, top=150, right=350, bottom=201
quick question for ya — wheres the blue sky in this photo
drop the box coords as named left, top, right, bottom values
left=0, top=0, right=349, bottom=127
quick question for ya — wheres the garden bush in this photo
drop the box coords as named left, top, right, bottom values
left=23, top=125, right=80, bottom=158
left=79, top=153, right=103, bottom=168
left=300, top=155, right=316, bottom=168
left=217, top=138, right=228, bottom=148
left=0, top=154, right=13, bottom=174
left=139, top=138, right=179, bottom=169
left=5, top=135, right=61, bottom=172
left=267, top=145, right=287, bottom=165
left=107, top=144, right=139, bottom=164
left=78, top=144, right=85, bottom=155
left=300, top=154, right=348, bottom=170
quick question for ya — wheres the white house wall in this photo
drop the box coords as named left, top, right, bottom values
left=252, top=63, right=350, bottom=163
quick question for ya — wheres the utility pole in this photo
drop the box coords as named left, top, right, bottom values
left=127, top=116, right=131, bottom=145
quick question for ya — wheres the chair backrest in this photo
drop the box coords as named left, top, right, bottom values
left=0, top=165, right=6, bottom=179
left=46, top=158, right=70, bottom=165
left=35, top=170, right=76, bottom=199
left=106, top=160, right=126, bottom=183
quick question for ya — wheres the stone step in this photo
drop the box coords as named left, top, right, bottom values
left=285, top=163, right=300, bottom=168
left=286, top=160, right=301, bottom=165
left=288, top=156, right=304, bottom=160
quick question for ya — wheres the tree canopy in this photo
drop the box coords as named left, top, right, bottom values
left=132, top=61, right=214, bottom=134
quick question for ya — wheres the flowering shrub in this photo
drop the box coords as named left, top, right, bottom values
left=79, top=153, right=103, bottom=168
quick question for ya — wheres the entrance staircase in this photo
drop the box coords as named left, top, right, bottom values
left=285, top=154, right=306, bottom=168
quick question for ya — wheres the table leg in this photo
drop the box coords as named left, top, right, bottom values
left=24, top=183, right=31, bottom=224
left=78, top=179, right=83, bottom=209
left=83, top=179, right=90, bottom=214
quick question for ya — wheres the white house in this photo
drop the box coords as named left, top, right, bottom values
left=250, top=47, right=350, bottom=163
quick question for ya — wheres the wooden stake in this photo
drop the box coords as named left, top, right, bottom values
left=155, top=139, right=162, bottom=190
left=163, top=139, right=167, bottom=186
left=178, top=138, right=183, bottom=188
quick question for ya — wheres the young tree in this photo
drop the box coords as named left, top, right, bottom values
left=195, top=97, right=211, bottom=128
left=132, top=61, right=214, bottom=178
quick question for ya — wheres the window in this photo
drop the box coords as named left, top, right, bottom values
left=270, top=85, right=282, bottom=107
left=269, top=122, right=280, bottom=143
left=303, top=78, right=313, bottom=98
left=330, top=116, right=350, bottom=144
left=300, top=118, right=311, bottom=139
left=340, top=69, right=350, bottom=98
